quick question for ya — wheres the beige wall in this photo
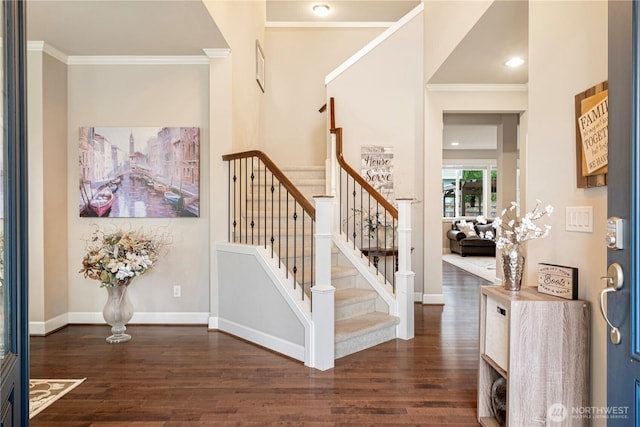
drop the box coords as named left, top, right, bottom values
left=203, top=1, right=266, bottom=153
left=66, top=64, right=211, bottom=319
left=263, top=27, right=383, bottom=166
left=27, top=49, right=45, bottom=325
left=28, top=49, right=70, bottom=332
left=43, top=54, right=69, bottom=322
left=326, top=12, right=424, bottom=298
left=528, top=1, right=608, bottom=420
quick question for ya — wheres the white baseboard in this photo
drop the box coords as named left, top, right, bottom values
left=218, top=317, right=305, bottom=362
left=208, top=316, right=219, bottom=330
left=63, top=311, right=209, bottom=325
left=413, top=292, right=422, bottom=302
left=29, top=312, right=69, bottom=336
left=422, top=294, right=445, bottom=305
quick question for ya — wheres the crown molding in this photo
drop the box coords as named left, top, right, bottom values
left=426, top=84, right=529, bottom=92
left=27, top=41, right=69, bottom=64
left=66, top=56, right=211, bottom=65
left=266, top=21, right=393, bottom=28
left=203, top=48, right=231, bottom=58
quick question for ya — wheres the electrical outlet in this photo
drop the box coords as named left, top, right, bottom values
left=173, top=285, right=181, bottom=297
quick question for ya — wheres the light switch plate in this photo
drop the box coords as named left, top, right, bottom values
left=565, top=206, right=594, bottom=233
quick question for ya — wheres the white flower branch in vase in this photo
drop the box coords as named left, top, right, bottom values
left=482, top=200, right=553, bottom=291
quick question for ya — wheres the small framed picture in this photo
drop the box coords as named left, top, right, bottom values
left=255, top=40, right=265, bottom=93
left=537, top=263, right=578, bottom=300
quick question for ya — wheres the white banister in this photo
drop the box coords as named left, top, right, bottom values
left=395, top=198, right=415, bottom=340
left=311, top=196, right=335, bottom=370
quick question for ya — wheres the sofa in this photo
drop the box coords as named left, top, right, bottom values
left=447, top=219, right=496, bottom=257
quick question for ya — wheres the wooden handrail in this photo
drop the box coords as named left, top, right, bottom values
left=222, top=150, right=316, bottom=219
left=329, top=97, right=397, bottom=218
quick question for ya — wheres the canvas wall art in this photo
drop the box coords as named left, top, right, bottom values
left=79, top=127, right=200, bottom=218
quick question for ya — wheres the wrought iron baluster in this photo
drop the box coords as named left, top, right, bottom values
left=293, top=202, right=298, bottom=292
left=232, top=160, right=238, bottom=242
left=270, top=172, right=275, bottom=258
left=285, top=193, right=289, bottom=279
left=352, top=177, right=357, bottom=249
left=301, top=213, right=305, bottom=300
left=250, top=157, right=255, bottom=245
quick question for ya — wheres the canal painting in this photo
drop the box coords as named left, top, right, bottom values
left=79, top=127, right=200, bottom=218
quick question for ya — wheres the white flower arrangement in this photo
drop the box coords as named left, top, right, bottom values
left=80, top=226, right=170, bottom=287
left=480, top=200, right=553, bottom=251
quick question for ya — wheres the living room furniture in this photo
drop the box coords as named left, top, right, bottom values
left=447, top=220, right=496, bottom=257
left=478, top=285, right=589, bottom=426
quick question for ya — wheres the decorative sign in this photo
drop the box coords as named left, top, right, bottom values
left=361, top=145, right=393, bottom=196
left=578, top=92, right=608, bottom=175
left=537, top=263, right=578, bottom=300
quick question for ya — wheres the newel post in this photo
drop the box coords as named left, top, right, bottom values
left=312, top=196, right=335, bottom=370
left=395, top=198, right=415, bottom=340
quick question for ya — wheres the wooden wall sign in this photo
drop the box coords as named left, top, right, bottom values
left=575, top=81, right=608, bottom=188
left=537, top=263, right=578, bottom=300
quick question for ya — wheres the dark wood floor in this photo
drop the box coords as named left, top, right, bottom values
left=29, top=262, right=489, bottom=426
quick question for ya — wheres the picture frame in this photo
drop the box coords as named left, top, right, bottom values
left=537, top=263, right=578, bottom=300
left=79, top=126, right=200, bottom=218
left=255, top=40, right=265, bottom=93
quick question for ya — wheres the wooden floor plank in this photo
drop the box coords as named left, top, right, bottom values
left=30, top=261, right=488, bottom=426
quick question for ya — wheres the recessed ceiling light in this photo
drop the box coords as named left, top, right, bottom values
left=505, top=57, right=525, bottom=68
left=451, top=141, right=460, bottom=146
left=312, top=4, right=331, bottom=17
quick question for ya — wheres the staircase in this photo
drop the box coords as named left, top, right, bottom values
left=253, top=165, right=400, bottom=359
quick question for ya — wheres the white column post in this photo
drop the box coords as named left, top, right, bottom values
left=395, top=198, right=415, bottom=340
left=312, top=196, right=335, bottom=370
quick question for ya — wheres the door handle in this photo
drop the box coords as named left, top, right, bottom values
left=599, top=262, right=624, bottom=345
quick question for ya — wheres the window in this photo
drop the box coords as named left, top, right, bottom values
left=442, top=165, right=497, bottom=219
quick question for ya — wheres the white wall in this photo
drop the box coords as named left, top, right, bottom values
left=423, top=0, right=493, bottom=82
left=528, top=1, right=608, bottom=420
left=326, top=10, right=424, bottom=298
left=263, top=27, right=383, bottom=166
left=66, top=63, right=211, bottom=323
left=28, top=49, right=69, bottom=334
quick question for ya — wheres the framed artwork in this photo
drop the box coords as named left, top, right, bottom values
left=256, top=40, right=265, bottom=93
left=79, top=127, right=200, bottom=218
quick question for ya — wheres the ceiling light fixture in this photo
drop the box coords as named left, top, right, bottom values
left=312, top=4, right=331, bottom=17
left=451, top=141, right=460, bottom=146
left=505, top=57, right=525, bottom=68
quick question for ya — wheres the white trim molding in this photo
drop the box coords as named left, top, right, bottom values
left=67, top=56, right=211, bottom=65
left=422, top=294, right=445, bottom=305
left=203, top=48, right=231, bottom=58
left=66, top=311, right=210, bottom=325
left=27, top=41, right=68, bottom=64
left=426, top=84, right=529, bottom=92
left=325, top=3, right=423, bottom=85
left=266, top=21, right=393, bottom=28
left=29, top=313, right=69, bottom=336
